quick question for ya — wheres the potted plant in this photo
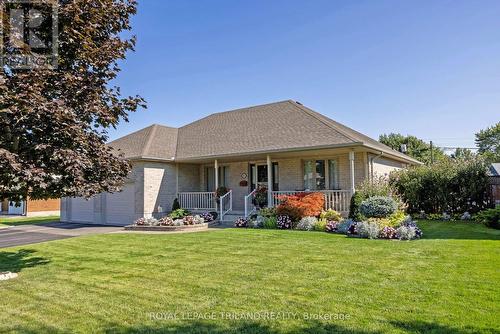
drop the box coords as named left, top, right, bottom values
left=253, top=186, right=268, bottom=208
left=215, top=186, right=229, bottom=204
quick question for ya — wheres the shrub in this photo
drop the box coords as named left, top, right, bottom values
left=325, top=220, right=338, bottom=233
left=314, top=219, right=327, bottom=232
left=249, top=216, right=264, bottom=228
left=275, top=205, right=303, bottom=223
left=173, top=219, right=184, bottom=226
left=277, top=215, right=293, bottom=229
left=390, top=158, right=490, bottom=214
left=357, top=175, right=396, bottom=198
left=170, top=208, right=190, bottom=219
left=234, top=217, right=248, bottom=228
left=337, top=219, right=354, bottom=234
left=262, top=216, right=278, bottom=229
left=259, top=207, right=277, bottom=218
left=474, top=206, right=500, bottom=229
left=348, top=191, right=365, bottom=221
left=171, top=198, right=181, bottom=211
left=359, top=196, right=398, bottom=218
left=356, top=221, right=380, bottom=239
left=276, top=192, right=325, bottom=221
left=400, top=218, right=423, bottom=238
left=320, top=209, right=342, bottom=222
left=379, top=226, right=397, bottom=239
left=461, top=212, right=472, bottom=220
left=395, top=225, right=416, bottom=240
left=200, top=212, right=214, bottom=222
left=192, top=215, right=205, bottom=224
left=386, top=211, right=407, bottom=227
left=158, top=216, right=174, bottom=226
left=296, top=216, right=318, bottom=231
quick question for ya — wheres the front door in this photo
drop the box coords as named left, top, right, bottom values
left=249, top=163, right=279, bottom=191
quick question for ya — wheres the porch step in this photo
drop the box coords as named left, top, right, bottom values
left=221, top=211, right=246, bottom=223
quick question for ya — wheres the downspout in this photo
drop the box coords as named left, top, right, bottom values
left=369, top=151, right=384, bottom=181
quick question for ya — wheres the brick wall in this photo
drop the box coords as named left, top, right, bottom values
left=27, top=198, right=60, bottom=213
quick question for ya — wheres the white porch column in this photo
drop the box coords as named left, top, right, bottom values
left=267, top=154, right=273, bottom=207
left=349, top=151, right=355, bottom=193
left=214, top=159, right=219, bottom=191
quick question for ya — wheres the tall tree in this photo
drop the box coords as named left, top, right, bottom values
left=475, top=122, right=500, bottom=163
left=0, top=0, right=146, bottom=203
left=379, top=133, right=446, bottom=164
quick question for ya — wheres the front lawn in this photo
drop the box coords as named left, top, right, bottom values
left=0, top=221, right=498, bottom=333
left=0, top=215, right=60, bottom=228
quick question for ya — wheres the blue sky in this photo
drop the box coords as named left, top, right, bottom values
left=111, top=0, right=499, bottom=150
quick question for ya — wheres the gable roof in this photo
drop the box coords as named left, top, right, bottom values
left=109, top=100, right=421, bottom=164
left=109, top=124, right=178, bottom=161
left=489, top=163, right=500, bottom=176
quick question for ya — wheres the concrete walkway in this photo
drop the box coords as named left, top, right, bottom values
left=0, top=222, right=122, bottom=248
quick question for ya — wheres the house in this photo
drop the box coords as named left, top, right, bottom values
left=60, top=100, right=421, bottom=225
left=488, top=163, right=500, bottom=205
left=1, top=198, right=60, bottom=216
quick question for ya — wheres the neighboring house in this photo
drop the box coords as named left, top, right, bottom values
left=61, top=100, right=421, bottom=225
left=1, top=198, right=60, bottom=216
left=488, top=163, right=500, bottom=205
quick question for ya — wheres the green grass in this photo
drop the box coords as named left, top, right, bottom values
left=0, top=221, right=499, bottom=333
left=0, top=215, right=60, bottom=228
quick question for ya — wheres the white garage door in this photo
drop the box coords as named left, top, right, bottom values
left=71, top=197, right=95, bottom=223
left=105, top=184, right=136, bottom=226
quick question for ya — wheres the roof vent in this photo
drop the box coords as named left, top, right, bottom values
left=295, top=101, right=303, bottom=105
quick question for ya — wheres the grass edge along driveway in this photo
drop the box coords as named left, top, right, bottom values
left=0, top=220, right=499, bottom=334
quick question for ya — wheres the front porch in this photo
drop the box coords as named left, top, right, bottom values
left=176, top=149, right=363, bottom=220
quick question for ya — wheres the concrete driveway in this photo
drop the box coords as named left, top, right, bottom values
left=0, top=222, right=123, bottom=248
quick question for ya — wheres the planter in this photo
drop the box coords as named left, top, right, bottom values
left=124, top=223, right=209, bottom=232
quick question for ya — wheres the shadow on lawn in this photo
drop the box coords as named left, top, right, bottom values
left=0, top=249, right=50, bottom=273
left=6, top=320, right=499, bottom=334
left=419, top=221, right=500, bottom=241
left=99, top=320, right=498, bottom=334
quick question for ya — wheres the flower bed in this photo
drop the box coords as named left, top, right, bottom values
left=126, top=211, right=214, bottom=232
left=235, top=197, right=422, bottom=241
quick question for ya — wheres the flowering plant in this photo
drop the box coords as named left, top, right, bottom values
left=200, top=212, right=214, bottom=222
left=379, top=226, right=397, bottom=239
left=134, top=218, right=147, bottom=225
left=183, top=216, right=195, bottom=225
left=234, top=217, right=249, bottom=228
left=158, top=216, right=174, bottom=226
left=277, top=215, right=293, bottom=229
left=325, top=220, right=338, bottom=233
left=296, top=216, right=317, bottom=231
left=192, top=215, right=205, bottom=225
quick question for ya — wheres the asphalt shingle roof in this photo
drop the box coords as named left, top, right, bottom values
left=108, top=100, right=421, bottom=164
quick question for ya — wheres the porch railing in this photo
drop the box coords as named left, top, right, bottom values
left=270, top=190, right=353, bottom=214
left=244, top=189, right=257, bottom=218
left=219, top=190, right=232, bottom=221
left=177, top=192, right=216, bottom=210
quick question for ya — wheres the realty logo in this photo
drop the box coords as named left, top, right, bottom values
left=0, top=0, right=58, bottom=69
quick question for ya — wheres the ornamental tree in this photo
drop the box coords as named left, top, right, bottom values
left=0, top=0, right=146, bottom=202
left=476, top=122, right=500, bottom=163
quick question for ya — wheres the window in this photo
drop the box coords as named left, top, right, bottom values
left=328, top=159, right=339, bottom=189
left=304, top=159, right=338, bottom=190
left=304, top=160, right=325, bottom=190
left=206, top=166, right=228, bottom=191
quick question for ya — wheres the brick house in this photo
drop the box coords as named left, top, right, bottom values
left=61, top=100, right=421, bottom=225
left=1, top=198, right=60, bottom=216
